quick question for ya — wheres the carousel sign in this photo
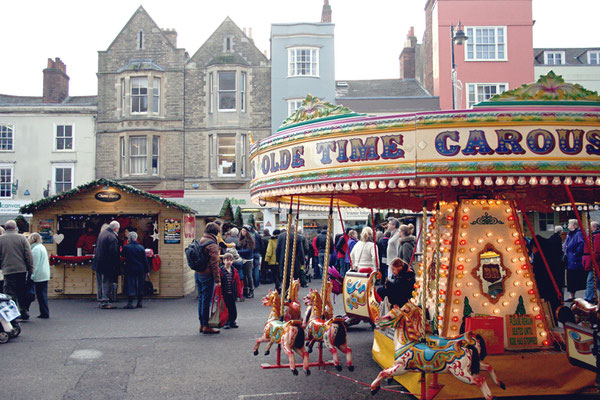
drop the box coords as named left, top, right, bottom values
left=94, top=191, right=121, bottom=202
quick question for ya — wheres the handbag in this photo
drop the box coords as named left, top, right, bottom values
left=208, top=285, right=229, bottom=328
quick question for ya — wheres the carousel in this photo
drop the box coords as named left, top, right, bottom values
left=249, top=72, right=600, bottom=398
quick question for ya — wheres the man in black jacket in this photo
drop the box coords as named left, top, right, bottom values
left=276, top=227, right=305, bottom=285
left=315, top=227, right=333, bottom=276
left=92, top=221, right=121, bottom=309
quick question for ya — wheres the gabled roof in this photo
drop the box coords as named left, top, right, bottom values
left=534, top=47, right=600, bottom=65
left=188, top=17, right=268, bottom=66
left=335, top=79, right=431, bottom=98
left=103, top=6, right=177, bottom=53
left=20, top=178, right=194, bottom=214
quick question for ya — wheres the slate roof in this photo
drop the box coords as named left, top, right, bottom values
left=534, top=48, right=600, bottom=65
left=0, top=94, right=97, bottom=107
left=335, top=78, right=431, bottom=98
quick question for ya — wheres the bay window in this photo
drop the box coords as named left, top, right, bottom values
left=288, top=47, right=319, bottom=76
left=120, top=135, right=160, bottom=177
left=209, top=133, right=248, bottom=179
left=218, top=71, right=236, bottom=111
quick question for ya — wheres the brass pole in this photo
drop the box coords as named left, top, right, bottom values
left=320, top=194, right=335, bottom=318
left=288, top=198, right=301, bottom=300
left=421, top=202, right=428, bottom=339
left=279, top=196, right=294, bottom=319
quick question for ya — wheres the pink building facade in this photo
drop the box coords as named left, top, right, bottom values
left=424, top=0, right=534, bottom=110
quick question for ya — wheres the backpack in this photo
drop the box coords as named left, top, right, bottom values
left=186, top=239, right=215, bottom=272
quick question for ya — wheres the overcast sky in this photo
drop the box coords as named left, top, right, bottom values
left=1, top=0, right=598, bottom=96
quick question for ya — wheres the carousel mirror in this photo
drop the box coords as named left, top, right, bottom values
left=471, top=245, right=511, bottom=304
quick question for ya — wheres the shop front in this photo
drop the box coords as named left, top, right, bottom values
left=20, top=179, right=197, bottom=298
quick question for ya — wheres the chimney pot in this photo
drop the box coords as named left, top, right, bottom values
left=43, top=57, right=69, bottom=103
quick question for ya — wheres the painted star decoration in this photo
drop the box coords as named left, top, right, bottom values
left=151, top=222, right=159, bottom=242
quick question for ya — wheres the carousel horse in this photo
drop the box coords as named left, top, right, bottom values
left=284, top=279, right=302, bottom=321
left=302, top=289, right=354, bottom=371
left=253, top=289, right=310, bottom=376
left=323, top=280, right=335, bottom=320
left=370, top=302, right=505, bottom=399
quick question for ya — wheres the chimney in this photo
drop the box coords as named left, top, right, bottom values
left=321, top=0, right=332, bottom=23
left=43, top=58, right=69, bottom=103
left=399, top=27, right=417, bottom=79
left=162, top=28, right=178, bottom=47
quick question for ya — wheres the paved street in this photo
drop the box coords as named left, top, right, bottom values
left=0, top=280, right=411, bottom=400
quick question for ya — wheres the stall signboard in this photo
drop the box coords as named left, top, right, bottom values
left=38, top=219, right=54, bottom=244
left=505, top=314, right=538, bottom=349
left=94, top=191, right=121, bottom=202
left=164, top=219, right=181, bottom=244
left=183, top=214, right=195, bottom=239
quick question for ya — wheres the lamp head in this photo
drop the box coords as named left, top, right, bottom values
left=453, top=21, right=468, bottom=46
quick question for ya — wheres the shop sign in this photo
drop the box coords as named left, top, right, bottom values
left=95, top=191, right=121, bottom=202
left=38, top=219, right=54, bottom=244
left=505, top=314, right=538, bottom=349
left=0, top=200, right=29, bottom=215
left=164, top=219, right=181, bottom=244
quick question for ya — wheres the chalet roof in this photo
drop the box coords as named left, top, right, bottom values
left=534, top=47, right=600, bottom=65
left=20, top=179, right=194, bottom=214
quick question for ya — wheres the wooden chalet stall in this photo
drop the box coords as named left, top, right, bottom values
left=20, top=179, right=197, bottom=298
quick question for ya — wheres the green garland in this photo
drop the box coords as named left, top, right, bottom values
left=19, top=178, right=194, bottom=214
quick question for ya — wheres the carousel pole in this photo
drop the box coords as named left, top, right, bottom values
left=280, top=195, right=294, bottom=319
left=587, top=208, right=598, bottom=304
left=516, top=200, right=563, bottom=302
left=564, top=185, right=600, bottom=296
left=320, top=194, right=335, bottom=318
left=337, top=202, right=349, bottom=269
left=288, top=198, right=301, bottom=299
left=420, top=200, right=428, bottom=341
left=433, top=202, right=442, bottom=335
left=371, top=209, right=379, bottom=273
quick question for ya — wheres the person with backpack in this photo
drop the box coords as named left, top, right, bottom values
left=195, top=222, right=221, bottom=334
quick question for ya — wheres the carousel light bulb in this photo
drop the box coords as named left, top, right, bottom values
left=564, top=177, right=573, bottom=185
left=462, top=177, right=471, bottom=186
left=484, top=177, right=493, bottom=186
left=575, top=177, right=584, bottom=184
left=511, top=258, right=518, bottom=263
left=457, top=273, right=464, bottom=279
left=533, top=306, right=540, bottom=312
left=361, top=181, right=369, bottom=190
left=529, top=177, right=539, bottom=185
left=467, top=282, right=473, bottom=287
left=510, top=292, right=517, bottom=297
left=473, top=292, right=480, bottom=297
left=519, top=257, right=526, bottom=261
left=496, top=177, right=505, bottom=185
left=452, top=325, right=458, bottom=331
left=586, top=177, right=594, bottom=185
left=419, top=178, right=427, bottom=186
left=483, top=302, right=489, bottom=307
left=517, top=176, right=527, bottom=185
left=429, top=178, right=438, bottom=187
left=398, top=180, right=407, bottom=188
left=497, top=238, right=504, bottom=243
left=493, top=308, right=500, bottom=314
left=524, top=273, right=530, bottom=278
left=450, top=177, right=459, bottom=186
left=456, top=282, right=462, bottom=288
left=526, top=281, right=533, bottom=286
left=473, top=177, right=482, bottom=186
left=466, top=258, right=472, bottom=262
left=408, top=179, right=416, bottom=187
left=460, top=232, right=467, bottom=237
left=351, top=182, right=359, bottom=190
left=487, top=232, right=493, bottom=237
left=552, top=177, right=562, bottom=185
left=507, top=177, right=515, bottom=185
left=514, top=281, right=521, bottom=286
left=506, top=247, right=513, bottom=252
left=516, top=270, right=522, bottom=275
left=596, top=177, right=600, bottom=186
left=440, top=178, right=449, bottom=187
left=453, top=308, right=459, bottom=314
left=454, top=299, right=461, bottom=304
left=540, top=331, right=547, bottom=338
left=477, top=238, right=483, bottom=244
left=537, top=323, right=544, bottom=329
left=470, top=247, right=476, bottom=252
left=502, top=301, right=509, bottom=306
left=387, top=180, right=396, bottom=189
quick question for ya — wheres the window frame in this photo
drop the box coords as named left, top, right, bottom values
left=52, top=163, right=74, bottom=195
left=544, top=51, right=566, bottom=65
left=240, top=133, right=247, bottom=178
left=55, top=124, right=74, bottom=152
left=0, top=125, right=14, bottom=152
left=218, top=71, right=237, bottom=112
left=0, top=164, right=13, bottom=199
left=120, top=137, right=127, bottom=177
left=152, top=77, right=160, bottom=114
left=130, top=77, right=149, bottom=114
left=288, top=47, right=320, bottom=77
left=464, top=26, right=507, bottom=62
left=216, top=133, right=237, bottom=177
left=287, top=99, right=304, bottom=116
left=129, top=135, right=148, bottom=175
left=240, top=72, right=246, bottom=113
left=209, top=72, right=214, bottom=114
left=466, top=82, right=508, bottom=108
left=588, top=51, right=600, bottom=65
left=151, top=135, right=160, bottom=176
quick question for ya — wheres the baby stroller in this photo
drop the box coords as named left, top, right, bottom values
left=0, top=293, right=22, bottom=343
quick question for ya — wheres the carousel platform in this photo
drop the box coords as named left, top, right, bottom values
left=372, top=330, right=597, bottom=399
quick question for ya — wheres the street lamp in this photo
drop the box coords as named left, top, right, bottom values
left=451, top=21, right=468, bottom=109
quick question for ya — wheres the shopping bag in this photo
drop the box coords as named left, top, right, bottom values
left=208, top=285, right=229, bottom=328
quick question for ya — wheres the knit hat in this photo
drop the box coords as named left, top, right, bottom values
left=273, top=229, right=281, bottom=235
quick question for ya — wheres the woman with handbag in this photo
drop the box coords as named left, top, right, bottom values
left=349, top=226, right=378, bottom=274
left=29, top=233, right=50, bottom=319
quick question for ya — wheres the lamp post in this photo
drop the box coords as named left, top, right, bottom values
left=450, top=21, right=468, bottom=109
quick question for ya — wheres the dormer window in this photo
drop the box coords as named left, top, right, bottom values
left=544, top=51, right=565, bottom=65
left=138, top=30, right=144, bottom=50
left=588, top=51, right=600, bottom=65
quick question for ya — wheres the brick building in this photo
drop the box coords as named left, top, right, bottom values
left=96, top=6, right=270, bottom=201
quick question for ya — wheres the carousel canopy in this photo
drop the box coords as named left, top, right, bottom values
left=250, top=73, right=600, bottom=212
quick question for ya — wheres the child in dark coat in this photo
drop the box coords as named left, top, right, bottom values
left=220, top=253, right=243, bottom=328
left=377, top=257, right=416, bottom=308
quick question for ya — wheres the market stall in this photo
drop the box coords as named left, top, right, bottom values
left=249, top=74, right=600, bottom=398
left=20, top=179, right=197, bottom=298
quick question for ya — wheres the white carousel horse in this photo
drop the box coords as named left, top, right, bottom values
left=302, top=288, right=354, bottom=371
left=253, top=289, right=310, bottom=375
left=370, top=302, right=505, bottom=399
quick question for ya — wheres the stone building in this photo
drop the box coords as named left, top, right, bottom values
left=96, top=6, right=270, bottom=202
